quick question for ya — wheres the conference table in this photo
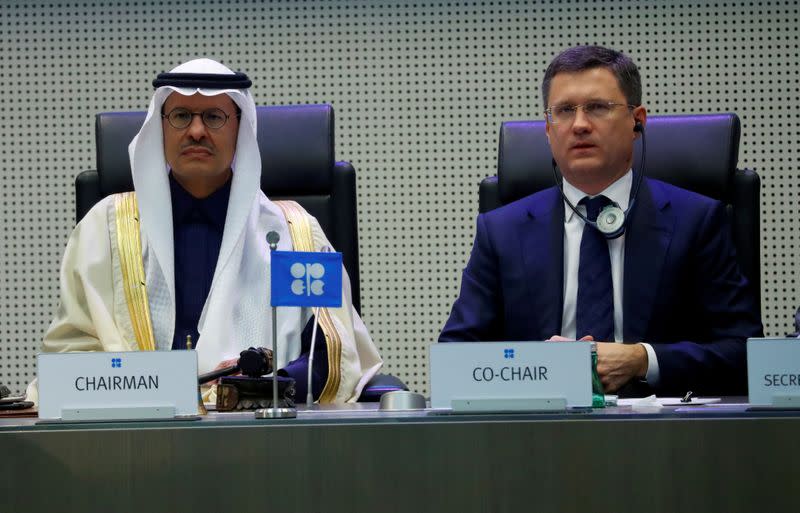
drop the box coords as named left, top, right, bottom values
left=1, top=400, right=797, bottom=513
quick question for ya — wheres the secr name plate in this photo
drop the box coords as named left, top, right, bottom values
left=747, top=338, right=800, bottom=406
left=429, top=342, right=592, bottom=409
left=38, top=351, right=199, bottom=420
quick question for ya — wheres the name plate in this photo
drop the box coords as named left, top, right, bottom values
left=430, top=342, right=592, bottom=409
left=38, top=351, right=199, bottom=420
left=747, top=338, right=800, bottom=406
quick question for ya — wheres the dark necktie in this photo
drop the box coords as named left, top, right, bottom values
left=576, top=195, right=614, bottom=341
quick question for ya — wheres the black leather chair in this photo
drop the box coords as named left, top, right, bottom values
left=478, top=113, right=761, bottom=310
left=76, top=104, right=361, bottom=312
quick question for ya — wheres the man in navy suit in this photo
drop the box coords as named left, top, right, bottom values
left=439, top=46, right=763, bottom=396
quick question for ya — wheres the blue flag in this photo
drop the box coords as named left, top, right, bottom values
left=270, top=251, right=343, bottom=308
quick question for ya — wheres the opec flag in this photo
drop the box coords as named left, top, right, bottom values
left=270, top=250, right=343, bottom=308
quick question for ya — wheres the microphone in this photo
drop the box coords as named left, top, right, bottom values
left=198, top=365, right=238, bottom=385
left=551, top=119, right=647, bottom=239
left=266, top=230, right=280, bottom=249
left=198, top=347, right=274, bottom=384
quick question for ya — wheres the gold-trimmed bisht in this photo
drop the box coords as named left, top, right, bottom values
left=274, top=201, right=342, bottom=404
left=114, top=192, right=156, bottom=352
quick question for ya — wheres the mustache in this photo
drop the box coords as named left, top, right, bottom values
left=180, top=143, right=214, bottom=152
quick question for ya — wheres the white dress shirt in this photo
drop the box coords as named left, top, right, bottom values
left=559, top=170, right=660, bottom=384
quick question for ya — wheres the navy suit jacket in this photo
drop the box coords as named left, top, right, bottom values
left=440, top=178, right=763, bottom=396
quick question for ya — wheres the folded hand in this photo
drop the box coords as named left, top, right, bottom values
left=595, top=342, right=648, bottom=393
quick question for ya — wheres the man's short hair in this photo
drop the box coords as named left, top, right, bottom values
left=541, top=45, right=642, bottom=109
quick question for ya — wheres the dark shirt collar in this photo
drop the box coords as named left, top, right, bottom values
left=169, top=173, right=232, bottom=232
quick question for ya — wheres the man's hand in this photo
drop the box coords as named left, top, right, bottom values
left=595, top=343, right=648, bottom=393
left=214, top=358, right=240, bottom=371
left=206, top=357, right=241, bottom=385
left=546, top=335, right=594, bottom=342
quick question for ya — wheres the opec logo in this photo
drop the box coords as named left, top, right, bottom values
left=291, top=262, right=326, bottom=296
left=271, top=250, right=343, bottom=308
left=111, top=357, right=122, bottom=368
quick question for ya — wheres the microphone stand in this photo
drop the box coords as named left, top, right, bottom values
left=255, top=231, right=297, bottom=419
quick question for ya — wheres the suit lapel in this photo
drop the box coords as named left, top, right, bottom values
left=520, top=189, right=564, bottom=338
left=623, top=179, right=675, bottom=342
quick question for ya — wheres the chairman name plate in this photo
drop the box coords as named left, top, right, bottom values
left=38, top=351, right=199, bottom=420
left=430, top=342, right=592, bottom=410
left=748, top=338, right=800, bottom=406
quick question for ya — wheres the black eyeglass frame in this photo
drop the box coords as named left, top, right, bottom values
left=161, top=107, right=240, bottom=129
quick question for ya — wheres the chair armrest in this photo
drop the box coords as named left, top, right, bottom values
left=75, top=170, right=101, bottom=224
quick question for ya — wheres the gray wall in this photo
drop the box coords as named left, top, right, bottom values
left=1, top=0, right=797, bottom=395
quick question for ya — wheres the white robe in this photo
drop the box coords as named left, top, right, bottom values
left=27, top=191, right=382, bottom=405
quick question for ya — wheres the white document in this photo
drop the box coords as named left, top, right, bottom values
left=38, top=351, right=199, bottom=420
left=617, top=396, right=721, bottom=407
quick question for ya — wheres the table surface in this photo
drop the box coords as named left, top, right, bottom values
left=3, top=397, right=798, bottom=513
left=1, top=396, right=797, bottom=431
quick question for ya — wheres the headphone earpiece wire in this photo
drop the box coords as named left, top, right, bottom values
left=551, top=121, right=647, bottom=240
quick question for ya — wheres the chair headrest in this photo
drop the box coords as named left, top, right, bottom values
left=497, top=113, right=741, bottom=204
left=95, top=104, right=335, bottom=196
left=96, top=112, right=142, bottom=195
left=257, top=104, right=333, bottom=195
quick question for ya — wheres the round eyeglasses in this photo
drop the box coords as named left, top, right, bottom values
left=162, top=107, right=238, bottom=129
